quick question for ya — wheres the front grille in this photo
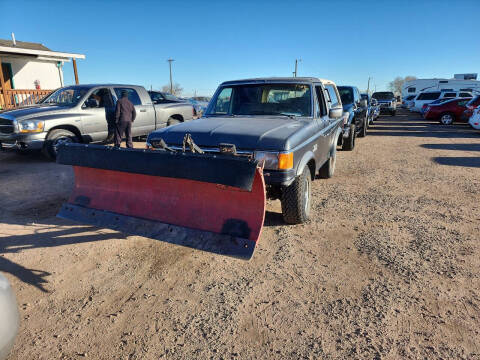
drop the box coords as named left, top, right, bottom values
left=0, top=118, right=14, bottom=134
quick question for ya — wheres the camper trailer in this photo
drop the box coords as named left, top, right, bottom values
left=402, top=74, right=480, bottom=99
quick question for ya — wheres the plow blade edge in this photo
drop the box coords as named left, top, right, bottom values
left=57, top=144, right=266, bottom=260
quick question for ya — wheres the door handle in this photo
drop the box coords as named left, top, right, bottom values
left=140, top=109, right=147, bottom=112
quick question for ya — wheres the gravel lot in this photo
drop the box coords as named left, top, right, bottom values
left=1, top=109, right=480, bottom=359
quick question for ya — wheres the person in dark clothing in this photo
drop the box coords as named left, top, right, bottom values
left=114, top=90, right=136, bottom=148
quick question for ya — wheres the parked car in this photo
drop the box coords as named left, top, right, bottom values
left=0, top=273, right=19, bottom=360
left=461, top=95, right=480, bottom=121
left=420, top=98, right=453, bottom=115
left=0, top=84, right=195, bottom=159
left=361, top=93, right=379, bottom=125
left=372, top=91, right=396, bottom=116
left=147, top=77, right=344, bottom=223
left=337, top=86, right=368, bottom=150
left=402, top=94, right=416, bottom=108
left=411, top=90, right=472, bottom=112
left=468, top=107, right=480, bottom=130
left=423, top=98, right=471, bottom=125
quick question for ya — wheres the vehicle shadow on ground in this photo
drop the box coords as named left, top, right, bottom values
left=0, top=150, right=50, bottom=164
left=370, top=116, right=480, bottom=139
left=0, top=220, right=124, bottom=292
left=421, top=143, right=480, bottom=152
left=264, top=211, right=284, bottom=226
left=433, top=157, right=480, bottom=168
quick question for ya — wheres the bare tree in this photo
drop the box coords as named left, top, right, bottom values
left=388, top=76, right=417, bottom=95
left=161, top=83, right=183, bottom=96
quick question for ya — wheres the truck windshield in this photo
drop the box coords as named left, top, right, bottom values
left=42, top=87, right=89, bottom=105
left=207, top=84, right=312, bottom=117
left=372, top=92, right=395, bottom=100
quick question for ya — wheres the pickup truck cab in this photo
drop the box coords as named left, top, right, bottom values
left=0, top=84, right=194, bottom=158
left=146, top=77, right=343, bottom=224
left=372, top=91, right=397, bottom=116
left=337, top=85, right=368, bottom=151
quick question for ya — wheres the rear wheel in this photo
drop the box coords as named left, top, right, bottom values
left=42, top=129, right=78, bottom=160
left=358, top=117, right=367, bottom=138
left=319, top=146, right=337, bottom=179
left=342, top=124, right=356, bottom=151
left=281, top=166, right=312, bottom=224
left=167, top=117, right=181, bottom=126
left=440, top=112, right=454, bottom=125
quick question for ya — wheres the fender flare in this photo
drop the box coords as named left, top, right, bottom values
left=330, top=126, right=342, bottom=156
left=296, top=150, right=315, bottom=177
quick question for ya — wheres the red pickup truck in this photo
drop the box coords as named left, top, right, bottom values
left=424, top=98, right=471, bottom=125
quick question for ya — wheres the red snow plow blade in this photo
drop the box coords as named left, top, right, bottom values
left=56, top=144, right=266, bottom=260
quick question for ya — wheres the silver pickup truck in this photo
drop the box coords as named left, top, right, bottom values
left=0, top=84, right=194, bottom=158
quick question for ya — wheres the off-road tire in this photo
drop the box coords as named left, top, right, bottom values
left=319, top=146, right=337, bottom=179
left=281, top=166, right=312, bottom=224
left=42, top=129, right=78, bottom=160
left=358, top=117, right=367, bottom=138
left=342, top=124, right=356, bottom=151
left=440, top=112, right=454, bottom=125
left=167, top=117, right=181, bottom=126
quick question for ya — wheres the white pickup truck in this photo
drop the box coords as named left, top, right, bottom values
left=0, top=84, right=195, bottom=158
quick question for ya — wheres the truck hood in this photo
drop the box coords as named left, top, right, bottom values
left=148, top=116, right=314, bottom=151
left=0, top=104, right=72, bottom=120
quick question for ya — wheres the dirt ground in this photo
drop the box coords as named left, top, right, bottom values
left=1, top=109, right=480, bottom=359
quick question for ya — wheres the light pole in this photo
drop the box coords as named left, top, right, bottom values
left=167, top=58, right=175, bottom=94
left=294, top=59, right=302, bottom=77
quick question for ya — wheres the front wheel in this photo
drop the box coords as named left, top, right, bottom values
left=281, top=166, right=312, bottom=224
left=42, top=129, right=78, bottom=160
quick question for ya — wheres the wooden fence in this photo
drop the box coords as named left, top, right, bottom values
left=0, top=89, right=52, bottom=109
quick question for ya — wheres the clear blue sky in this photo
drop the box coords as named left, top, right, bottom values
left=2, top=0, right=479, bottom=96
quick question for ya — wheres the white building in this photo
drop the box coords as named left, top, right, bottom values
left=0, top=34, right=85, bottom=109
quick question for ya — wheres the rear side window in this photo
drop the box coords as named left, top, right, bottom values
left=417, top=92, right=440, bottom=100
left=324, top=84, right=341, bottom=108
left=114, top=88, right=142, bottom=105
left=443, top=93, right=457, bottom=98
left=459, top=92, right=472, bottom=98
left=406, top=95, right=415, bottom=100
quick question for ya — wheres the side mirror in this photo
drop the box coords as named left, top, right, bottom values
left=85, top=98, right=98, bottom=108
left=329, top=106, right=343, bottom=119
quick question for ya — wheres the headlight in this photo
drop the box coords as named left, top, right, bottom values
left=18, top=120, right=44, bottom=133
left=255, top=151, right=293, bottom=170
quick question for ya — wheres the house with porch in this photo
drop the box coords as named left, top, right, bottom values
left=0, top=34, right=85, bottom=109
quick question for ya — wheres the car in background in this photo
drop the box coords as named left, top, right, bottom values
left=372, top=91, right=396, bottom=116
left=337, top=85, right=368, bottom=150
left=370, top=98, right=380, bottom=121
left=361, top=93, right=378, bottom=125
left=423, top=98, right=471, bottom=125
left=0, top=273, right=19, bottom=360
left=461, top=95, right=480, bottom=121
left=468, top=107, right=480, bottom=130
left=402, top=94, right=416, bottom=108
left=420, top=98, right=453, bottom=115
left=411, top=90, right=472, bottom=112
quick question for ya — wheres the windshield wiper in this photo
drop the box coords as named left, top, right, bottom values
left=277, top=113, right=297, bottom=119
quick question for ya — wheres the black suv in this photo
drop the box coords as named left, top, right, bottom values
left=372, top=91, right=396, bottom=116
left=337, top=86, right=368, bottom=151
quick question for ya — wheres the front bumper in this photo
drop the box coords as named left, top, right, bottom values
left=263, top=168, right=297, bottom=186
left=0, top=132, right=47, bottom=151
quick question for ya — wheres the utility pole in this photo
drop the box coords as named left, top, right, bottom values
left=367, top=77, right=372, bottom=95
left=167, top=58, right=175, bottom=94
left=294, top=59, right=302, bottom=77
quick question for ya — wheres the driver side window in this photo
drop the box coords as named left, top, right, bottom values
left=85, top=88, right=114, bottom=108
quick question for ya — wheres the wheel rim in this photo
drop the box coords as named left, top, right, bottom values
left=441, top=114, right=453, bottom=125
left=53, top=137, right=73, bottom=153
left=304, top=176, right=310, bottom=215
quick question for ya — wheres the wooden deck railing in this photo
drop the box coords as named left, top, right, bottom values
left=1, top=89, right=52, bottom=109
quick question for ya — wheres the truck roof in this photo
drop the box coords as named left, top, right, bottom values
left=220, top=77, right=336, bottom=86
left=62, top=84, right=145, bottom=89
